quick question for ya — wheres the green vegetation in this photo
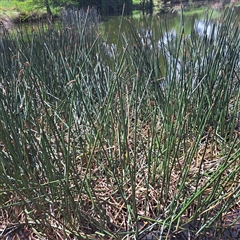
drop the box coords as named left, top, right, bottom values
left=0, top=0, right=53, bottom=22
left=0, top=7, right=240, bottom=239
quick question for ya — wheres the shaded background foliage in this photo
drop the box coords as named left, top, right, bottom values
left=77, top=0, right=133, bottom=15
left=11, top=0, right=135, bottom=15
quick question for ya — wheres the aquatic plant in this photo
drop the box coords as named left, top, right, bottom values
left=0, top=7, right=239, bottom=239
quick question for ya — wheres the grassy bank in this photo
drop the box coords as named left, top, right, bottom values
left=0, top=7, right=240, bottom=239
left=0, top=0, right=51, bottom=23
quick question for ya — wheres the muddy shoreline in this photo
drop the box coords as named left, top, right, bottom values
left=0, top=15, right=14, bottom=31
left=0, top=9, right=58, bottom=31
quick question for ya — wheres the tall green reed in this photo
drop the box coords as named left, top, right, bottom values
left=0, top=7, right=239, bottom=239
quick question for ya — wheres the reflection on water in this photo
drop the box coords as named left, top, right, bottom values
left=101, top=2, right=240, bottom=43
left=195, top=20, right=215, bottom=37
left=101, top=3, right=239, bottom=83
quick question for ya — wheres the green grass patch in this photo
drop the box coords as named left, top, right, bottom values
left=133, top=0, right=141, bottom=4
left=0, top=0, right=17, bottom=9
left=182, top=6, right=209, bottom=15
left=182, top=6, right=223, bottom=19
left=0, top=0, right=32, bottom=12
left=0, top=0, right=57, bottom=22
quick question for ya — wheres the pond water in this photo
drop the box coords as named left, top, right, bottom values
left=100, top=1, right=240, bottom=44
left=2, top=1, right=239, bottom=45
left=96, top=1, right=240, bottom=82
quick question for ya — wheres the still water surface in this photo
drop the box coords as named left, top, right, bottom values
left=6, top=2, right=239, bottom=44
left=98, top=1, right=240, bottom=80
left=101, top=2, right=240, bottom=43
